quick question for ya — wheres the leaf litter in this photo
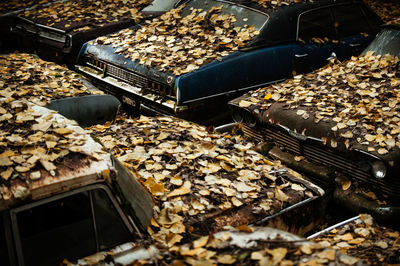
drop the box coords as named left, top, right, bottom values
left=20, top=0, right=151, bottom=31
left=0, top=53, right=107, bottom=201
left=311, top=214, right=400, bottom=265
left=238, top=52, right=400, bottom=154
left=0, top=0, right=56, bottom=16
left=87, top=113, right=321, bottom=248
left=93, top=4, right=260, bottom=76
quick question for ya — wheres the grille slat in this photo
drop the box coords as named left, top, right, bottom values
left=85, top=57, right=176, bottom=99
left=242, top=124, right=400, bottom=201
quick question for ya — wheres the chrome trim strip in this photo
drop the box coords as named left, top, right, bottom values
left=306, top=215, right=360, bottom=239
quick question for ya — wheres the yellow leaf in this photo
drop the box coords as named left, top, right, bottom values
left=264, top=92, right=272, bottom=101
left=275, top=187, right=288, bottom=202
left=239, top=100, right=252, bottom=108
left=1, top=167, right=13, bottom=180
left=193, top=236, right=209, bottom=249
left=53, top=128, right=73, bottom=135
left=168, top=180, right=191, bottom=197
left=341, top=180, right=351, bottom=191
left=217, top=254, right=236, bottom=264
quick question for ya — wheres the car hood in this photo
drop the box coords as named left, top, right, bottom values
left=230, top=95, right=400, bottom=167
left=81, top=39, right=245, bottom=87
left=82, top=41, right=176, bottom=85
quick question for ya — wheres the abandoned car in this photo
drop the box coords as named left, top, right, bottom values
left=228, top=25, right=400, bottom=222
left=6, top=0, right=180, bottom=68
left=76, top=0, right=381, bottom=124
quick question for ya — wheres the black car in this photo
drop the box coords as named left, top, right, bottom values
left=5, top=0, right=179, bottom=68
left=76, top=0, right=381, bottom=125
left=228, top=25, right=400, bottom=222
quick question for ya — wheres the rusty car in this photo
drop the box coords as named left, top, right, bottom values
left=228, top=24, right=400, bottom=222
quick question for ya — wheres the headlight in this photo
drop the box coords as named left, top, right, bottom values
left=232, top=108, right=244, bottom=123
left=244, top=111, right=257, bottom=128
left=371, top=161, right=387, bottom=179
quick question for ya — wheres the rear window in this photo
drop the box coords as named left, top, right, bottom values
left=363, top=27, right=400, bottom=57
left=332, top=4, right=372, bottom=38
left=298, top=7, right=335, bottom=42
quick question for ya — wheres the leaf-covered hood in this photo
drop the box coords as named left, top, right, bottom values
left=230, top=52, right=400, bottom=164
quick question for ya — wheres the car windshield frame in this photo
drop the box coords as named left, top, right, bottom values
left=362, top=26, right=400, bottom=57
left=9, top=183, right=136, bottom=266
left=180, top=0, right=269, bottom=31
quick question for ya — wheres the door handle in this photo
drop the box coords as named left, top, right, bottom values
left=295, top=53, right=308, bottom=58
left=349, top=43, right=360, bottom=47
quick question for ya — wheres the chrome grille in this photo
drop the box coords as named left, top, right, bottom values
left=242, top=124, right=400, bottom=200
left=242, top=125, right=301, bottom=154
left=85, top=57, right=176, bottom=99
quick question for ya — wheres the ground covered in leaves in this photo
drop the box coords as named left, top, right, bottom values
left=20, top=0, right=151, bottom=31
left=94, top=4, right=260, bottom=75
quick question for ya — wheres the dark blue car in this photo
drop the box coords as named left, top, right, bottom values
left=76, top=0, right=381, bottom=125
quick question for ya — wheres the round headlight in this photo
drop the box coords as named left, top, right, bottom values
left=244, top=111, right=257, bottom=128
left=232, top=108, right=244, bottom=123
left=371, top=161, right=387, bottom=179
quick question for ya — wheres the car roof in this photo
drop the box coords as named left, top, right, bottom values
left=250, top=0, right=375, bottom=46
left=0, top=102, right=112, bottom=211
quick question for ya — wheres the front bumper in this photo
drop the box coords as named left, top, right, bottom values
left=256, top=142, right=400, bottom=223
left=75, top=65, right=184, bottom=117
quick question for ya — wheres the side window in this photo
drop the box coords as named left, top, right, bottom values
left=12, top=187, right=133, bottom=266
left=332, top=4, right=371, bottom=38
left=92, top=189, right=132, bottom=249
left=298, top=8, right=336, bottom=43
left=0, top=214, right=10, bottom=265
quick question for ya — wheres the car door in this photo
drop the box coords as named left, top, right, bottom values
left=293, top=7, right=337, bottom=75
left=331, top=3, right=381, bottom=61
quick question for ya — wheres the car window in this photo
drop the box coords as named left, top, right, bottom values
left=0, top=214, right=10, bottom=265
left=12, top=187, right=133, bottom=266
left=92, top=189, right=132, bottom=249
left=363, top=28, right=400, bottom=57
left=181, top=0, right=268, bottom=31
left=332, top=4, right=371, bottom=38
left=298, top=7, right=335, bottom=43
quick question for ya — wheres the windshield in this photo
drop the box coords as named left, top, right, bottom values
left=181, top=0, right=268, bottom=31
left=363, top=27, right=400, bottom=57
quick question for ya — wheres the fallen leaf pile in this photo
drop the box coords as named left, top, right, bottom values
left=0, top=53, right=103, bottom=107
left=87, top=113, right=320, bottom=248
left=365, top=0, right=400, bottom=24
left=0, top=100, right=107, bottom=201
left=249, top=0, right=313, bottom=9
left=134, top=226, right=361, bottom=265
left=0, top=0, right=55, bottom=16
left=0, top=53, right=108, bottom=201
left=95, top=4, right=260, bottom=76
left=238, top=52, right=400, bottom=154
left=21, top=0, right=151, bottom=31
left=311, top=214, right=400, bottom=265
